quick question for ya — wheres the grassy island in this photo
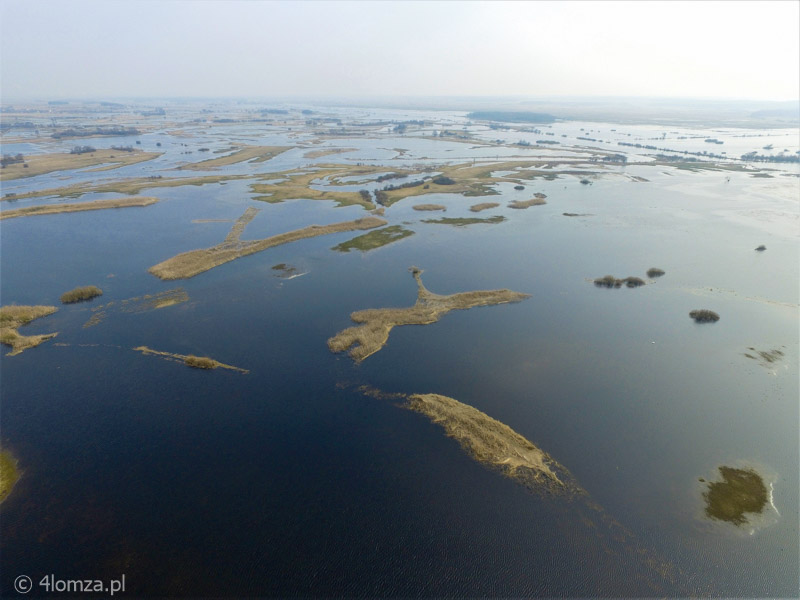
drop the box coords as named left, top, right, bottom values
left=0, top=305, right=58, bottom=356
left=328, top=267, right=529, bottom=362
left=0, top=196, right=159, bottom=220
left=422, top=215, right=506, bottom=227
left=646, top=268, right=665, bottom=277
left=358, top=386, right=582, bottom=497
left=303, top=147, right=357, bottom=159
left=0, top=450, right=21, bottom=504
left=407, top=393, right=578, bottom=495
left=469, top=202, right=500, bottom=212
left=149, top=209, right=387, bottom=280
left=412, top=204, right=446, bottom=211
left=332, top=225, right=414, bottom=253
left=703, top=466, right=768, bottom=526
left=0, top=148, right=161, bottom=181
left=134, top=346, right=248, bottom=373
left=60, top=285, right=103, bottom=304
left=177, top=145, right=290, bottom=170
left=509, top=193, right=547, bottom=209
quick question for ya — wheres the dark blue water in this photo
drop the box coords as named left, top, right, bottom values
left=1, top=130, right=798, bottom=597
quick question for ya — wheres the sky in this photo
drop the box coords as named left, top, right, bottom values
left=1, top=0, right=798, bottom=101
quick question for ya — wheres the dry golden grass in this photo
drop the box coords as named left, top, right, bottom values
left=328, top=268, right=529, bottom=362
left=0, top=197, right=158, bottom=220
left=60, top=285, right=103, bottom=303
left=412, top=204, right=446, bottom=211
left=133, top=346, right=248, bottom=373
left=0, top=305, right=58, bottom=356
left=407, top=393, right=569, bottom=491
left=357, top=385, right=583, bottom=498
left=303, top=147, right=357, bottom=159
left=0, top=149, right=161, bottom=181
left=150, top=210, right=387, bottom=280
left=509, top=197, right=547, bottom=209
left=469, top=202, right=500, bottom=212
left=177, top=145, right=291, bottom=170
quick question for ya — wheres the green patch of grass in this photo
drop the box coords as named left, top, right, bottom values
left=332, top=225, right=415, bottom=252
left=422, top=215, right=506, bottom=227
left=703, top=466, right=767, bottom=526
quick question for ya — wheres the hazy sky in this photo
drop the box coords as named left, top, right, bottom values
left=1, top=0, right=798, bottom=101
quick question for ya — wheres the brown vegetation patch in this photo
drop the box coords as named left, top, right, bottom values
left=412, top=204, right=446, bottom=211
left=303, top=147, right=357, bottom=159
left=328, top=268, right=529, bottom=362
left=0, top=305, right=58, bottom=356
left=509, top=197, right=547, bottom=209
left=469, top=202, right=500, bottom=213
left=0, top=197, right=158, bottom=220
left=133, top=346, right=248, bottom=373
left=60, top=285, right=103, bottom=304
left=178, top=145, right=290, bottom=170
left=150, top=209, right=387, bottom=280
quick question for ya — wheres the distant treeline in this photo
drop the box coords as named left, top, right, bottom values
left=1, top=153, right=25, bottom=167
left=467, top=111, right=556, bottom=124
left=52, top=127, right=139, bottom=139
left=741, top=151, right=800, bottom=163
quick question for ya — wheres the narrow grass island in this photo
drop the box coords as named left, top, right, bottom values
left=133, top=346, right=248, bottom=373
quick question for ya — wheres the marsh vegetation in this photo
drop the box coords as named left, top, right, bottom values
left=0, top=196, right=159, bottom=219
left=133, top=346, right=248, bottom=373
left=332, top=225, right=414, bottom=253
left=0, top=305, right=58, bottom=355
left=328, top=267, right=529, bottom=361
left=703, top=466, right=768, bottom=526
left=150, top=210, right=387, bottom=279
left=60, top=285, right=103, bottom=304
left=469, top=202, right=500, bottom=212
left=593, top=275, right=646, bottom=288
left=0, top=449, right=20, bottom=504
left=422, top=215, right=506, bottom=227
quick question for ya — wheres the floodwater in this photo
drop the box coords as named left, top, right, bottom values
left=1, top=106, right=798, bottom=597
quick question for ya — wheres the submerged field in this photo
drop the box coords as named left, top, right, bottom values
left=0, top=101, right=797, bottom=598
